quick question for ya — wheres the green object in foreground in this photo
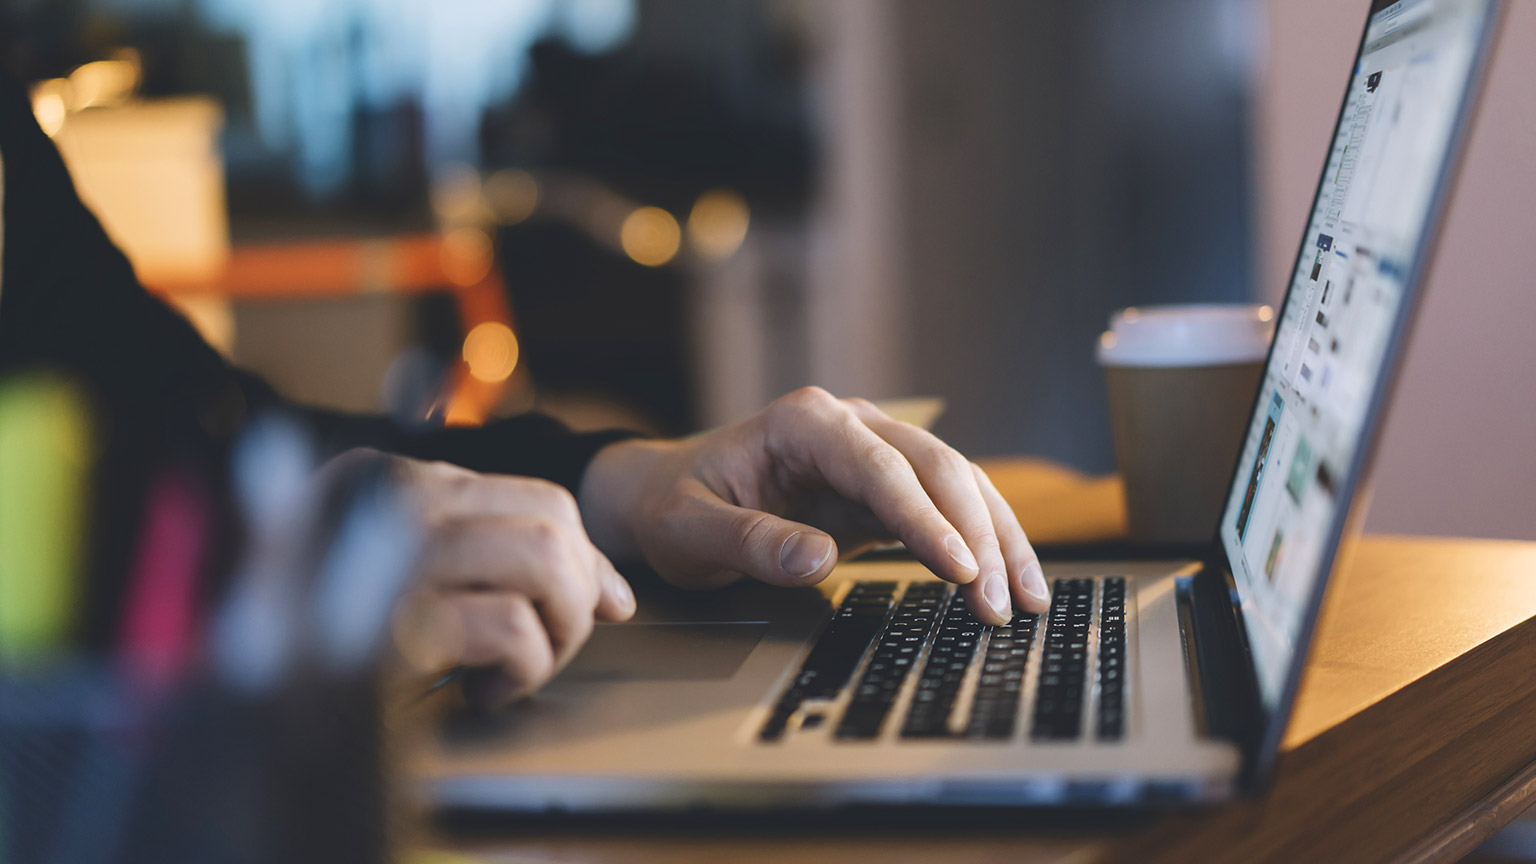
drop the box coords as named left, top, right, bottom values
left=0, top=374, right=92, bottom=660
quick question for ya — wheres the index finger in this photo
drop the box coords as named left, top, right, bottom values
left=762, top=388, right=982, bottom=585
left=842, top=399, right=1013, bottom=623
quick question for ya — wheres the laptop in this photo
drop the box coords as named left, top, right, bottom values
left=418, top=0, right=1504, bottom=811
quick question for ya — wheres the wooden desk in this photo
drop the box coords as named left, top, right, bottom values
left=428, top=462, right=1536, bottom=864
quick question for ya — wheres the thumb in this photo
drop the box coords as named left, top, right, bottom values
left=658, top=484, right=839, bottom=588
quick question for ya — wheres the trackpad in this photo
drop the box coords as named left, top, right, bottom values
left=557, top=622, right=767, bottom=683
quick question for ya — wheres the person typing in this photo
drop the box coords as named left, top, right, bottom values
left=0, top=69, right=1048, bottom=706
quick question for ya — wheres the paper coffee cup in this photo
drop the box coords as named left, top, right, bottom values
left=1097, top=304, right=1274, bottom=545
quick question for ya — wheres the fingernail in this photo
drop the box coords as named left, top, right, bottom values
left=983, top=572, right=1012, bottom=620
left=1021, top=562, right=1050, bottom=605
left=607, top=571, right=636, bottom=617
left=781, top=532, right=835, bottom=580
left=945, top=534, right=980, bottom=575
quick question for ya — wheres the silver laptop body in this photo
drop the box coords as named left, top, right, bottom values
left=415, top=0, right=1504, bottom=812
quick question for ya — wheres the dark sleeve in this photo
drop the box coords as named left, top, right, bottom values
left=0, top=70, right=634, bottom=493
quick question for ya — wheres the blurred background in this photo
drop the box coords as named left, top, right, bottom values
left=1, top=0, right=1531, bottom=542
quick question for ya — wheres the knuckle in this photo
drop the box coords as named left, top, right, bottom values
left=438, top=465, right=478, bottom=494
left=518, top=477, right=578, bottom=516
left=419, top=458, right=459, bottom=478
left=735, top=511, right=778, bottom=559
left=524, top=518, right=569, bottom=562
left=427, top=519, right=480, bottom=558
left=907, top=501, right=944, bottom=528
left=779, top=386, right=839, bottom=419
left=974, top=464, right=1005, bottom=496
left=925, top=443, right=969, bottom=475
left=790, top=385, right=836, bottom=405
left=863, top=444, right=912, bottom=479
left=548, top=485, right=581, bottom=521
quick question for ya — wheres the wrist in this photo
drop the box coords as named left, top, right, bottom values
left=578, top=437, right=678, bottom=564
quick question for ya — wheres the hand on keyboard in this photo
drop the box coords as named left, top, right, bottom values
left=579, top=387, right=1051, bottom=625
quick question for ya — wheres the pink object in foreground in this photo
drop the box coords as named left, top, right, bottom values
left=119, top=467, right=209, bottom=691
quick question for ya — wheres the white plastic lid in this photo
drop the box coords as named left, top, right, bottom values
left=1096, top=303, right=1275, bottom=368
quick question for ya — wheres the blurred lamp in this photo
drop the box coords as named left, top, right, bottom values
left=687, top=188, right=751, bottom=262
left=485, top=169, right=540, bottom=226
left=462, top=322, right=520, bottom=384
left=66, top=53, right=142, bottom=111
left=620, top=206, right=681, bottom=267
left=440, top=227, right=495, bottom=287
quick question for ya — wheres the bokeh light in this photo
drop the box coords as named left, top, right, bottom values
left=440, top=227, right=494, bottom=287
left=557, top=0, right=639, bottom=54
left=620, top=206, right=681, bottom=267
left=31, top=80, right=69, bottom=138
left=687, top=188, right=750, bottom=261
left=431, top=165, right=489, bottom=228
left=485, top=168, right=540, bottom=226
left=461, top=321, right=520, bottom=383
left=67, top=55, right=141, bottom=110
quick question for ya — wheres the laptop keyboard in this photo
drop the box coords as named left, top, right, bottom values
left=760, top=576, right=1129, bottom=744
left=1031, top=578, right=1094, bottom=740
left=758, top=581, right=896, bottom=741
left=834, top=582, right=947, bottom=739
left=900, top=591, right=987, bottom=738
left=1097, top=577, right=1128, bottom=739
left=968, top=601, right=1040, bottom=738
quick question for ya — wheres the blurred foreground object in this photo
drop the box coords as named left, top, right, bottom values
left=0, top=375, right=93, bottom=661
left=0, top=392, right=423, bottom=863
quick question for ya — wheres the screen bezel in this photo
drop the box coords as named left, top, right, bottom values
left=1197, top=0, right=1506, bottom=784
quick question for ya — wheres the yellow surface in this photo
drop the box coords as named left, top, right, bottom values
left=979, top=457, right=1127, bottom=546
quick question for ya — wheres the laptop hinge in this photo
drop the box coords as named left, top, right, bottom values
left=1178, top=565, right=1265, bottom=788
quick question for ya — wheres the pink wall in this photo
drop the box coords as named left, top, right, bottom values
left=1257, top=0, right=1536, bottom=540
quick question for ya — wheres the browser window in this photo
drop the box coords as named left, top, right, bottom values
left=1219, top=0, right=1493, bottom=706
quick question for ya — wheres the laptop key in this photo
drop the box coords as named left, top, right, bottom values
left=900, top=592, right=983, bottom=738
left=760, top=586, right=893, bottom=742
left=1031, top=579, right=1095, bottom=741
left=964, top=613, right=1037, bottom=739
left=1097, top=577, right=1128, bottom=740
left=837, top=585, right=947, bottom=740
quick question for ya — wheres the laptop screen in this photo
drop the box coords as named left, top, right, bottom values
left=1219, top=0, right=1497, bottom=707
